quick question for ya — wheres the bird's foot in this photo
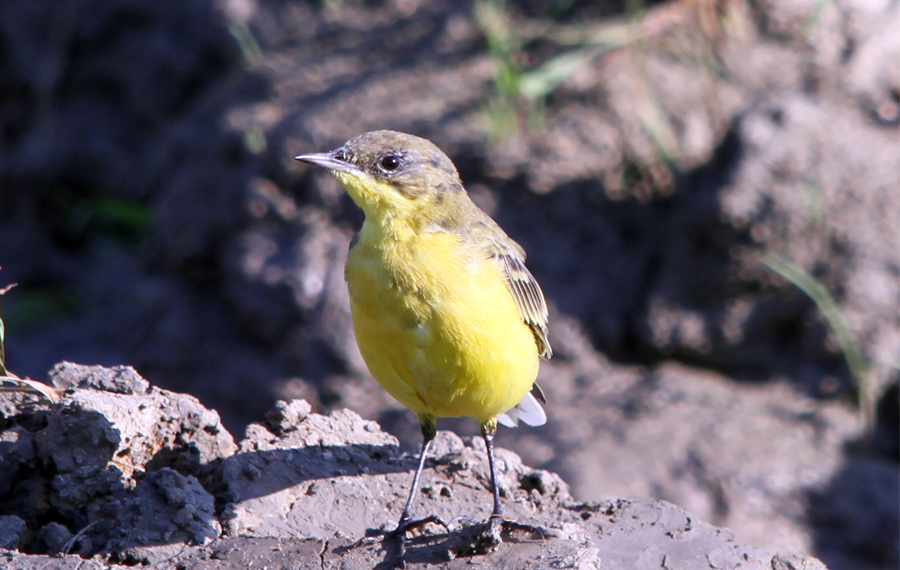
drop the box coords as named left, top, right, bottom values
left=342, top=515, right=449, bottom=568
left=343, top=515, right=552, bottom=567
left=493, top=515, right=554, bottom=539
left=392, top=515, right=450, bottom=568
left=448, top=514, right=554, bottom=557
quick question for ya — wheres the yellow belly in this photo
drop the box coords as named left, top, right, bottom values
left=345, top=229, right=539, bottom=421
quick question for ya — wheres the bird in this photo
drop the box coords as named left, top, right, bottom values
left=295, top=130, right=551, bottom=556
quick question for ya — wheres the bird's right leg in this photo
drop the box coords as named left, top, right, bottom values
left=394, top=414, right=436, bottom=531
left=387, top=414, right=448, bottom=566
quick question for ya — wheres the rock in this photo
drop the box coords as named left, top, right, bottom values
left=0, top=365, right=829, bottom=568
left=0, top=515, right=26, bottom=550
left=0, top=365, right=231, bottom=557
left=50, top=362, right=150, bottom=395
left=35, top=522, right=72, bottom=555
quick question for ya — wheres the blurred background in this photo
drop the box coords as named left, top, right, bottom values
left=0, top=0, right=897, bottom=568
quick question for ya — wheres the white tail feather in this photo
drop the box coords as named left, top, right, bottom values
left=497, top=392, right=547, bottom=428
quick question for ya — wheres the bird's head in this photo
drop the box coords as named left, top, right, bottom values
left=296, top=130, right=468, bottom=225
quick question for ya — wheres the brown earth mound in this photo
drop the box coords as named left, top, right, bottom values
left=1, top=363, right=827, bottom=569
left=0, top=1, right=896, bottom=568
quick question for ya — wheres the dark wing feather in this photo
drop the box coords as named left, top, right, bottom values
left=489, top=243, right=552, bottom=359
left=531, top=382, right=547, bottom=404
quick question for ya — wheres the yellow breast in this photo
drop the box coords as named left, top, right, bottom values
left=345, top=226, right=539, bottom=422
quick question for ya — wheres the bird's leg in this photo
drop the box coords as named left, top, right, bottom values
left=387, top=415, right=448, bottom=566
left=479, top=419, right=507, bottom=545
left=479, top=420, right=550, bottom=542
left=343, top=416, right=446, bottom=567
left=482, top=420, right=504, bottom=523
left=395, top=415, right=437, bottom=530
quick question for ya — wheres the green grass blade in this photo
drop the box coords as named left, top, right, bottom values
left=761, top=250, right=874, bottom=429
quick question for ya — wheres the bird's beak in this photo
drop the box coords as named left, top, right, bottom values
left=294, top=151, right=358, bottom=174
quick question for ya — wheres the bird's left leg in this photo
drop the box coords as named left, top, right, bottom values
left=482, top=419, right=504, bottom=525
left=479, top=419, right=550, bottom=541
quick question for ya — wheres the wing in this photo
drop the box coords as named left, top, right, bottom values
left=488, top=242, right=552, bottom=359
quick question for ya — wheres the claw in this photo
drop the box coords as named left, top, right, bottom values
left=340, top=515, right=449, bottom=568
left=495, top=516, right=552, bottom=540
left=445, top=515, right=555, bottom=559
left=389, top=514, right=449, bottom=565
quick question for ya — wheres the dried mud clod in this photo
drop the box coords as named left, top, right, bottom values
left=0, top=363, right=233, bottom=559
left=0, top=364, right=830, bottom=569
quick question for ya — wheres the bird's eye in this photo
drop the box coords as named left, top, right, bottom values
left=379, top=154, right=401, bottom=172
left=334, top=150, right=345, bottom=161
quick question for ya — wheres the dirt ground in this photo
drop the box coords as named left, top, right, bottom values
left=0, top=0, right=897, bottom=569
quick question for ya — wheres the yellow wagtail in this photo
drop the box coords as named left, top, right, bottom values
left=296, top=130, right=551, bottom=547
